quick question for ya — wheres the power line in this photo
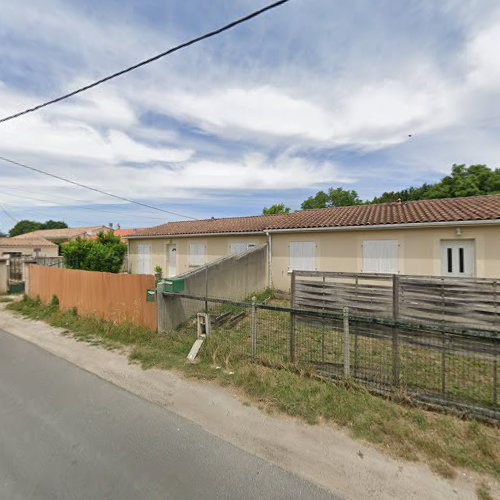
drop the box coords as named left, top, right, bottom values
left=0, top=0, right=291, bottom=124
left=0, top=155, right=196, bottom=219
left=0, top=189, right=169, bottom=221
left=0, top=203, right=18, bottom=223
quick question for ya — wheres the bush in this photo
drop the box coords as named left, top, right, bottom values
left=61, top=231, right=127, bottom=273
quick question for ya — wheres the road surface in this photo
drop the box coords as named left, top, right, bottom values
left=0, top=328, right=338, bottom=500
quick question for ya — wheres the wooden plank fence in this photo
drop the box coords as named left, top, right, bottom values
left=293, top=271, right=500, bottom=332
left=27, top=265, right=157, bottom=330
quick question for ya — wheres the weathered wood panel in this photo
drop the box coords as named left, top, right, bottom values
left=293, top=271, right=500, bottom=331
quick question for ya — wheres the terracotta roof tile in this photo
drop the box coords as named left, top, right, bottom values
left=131, top=195, right=500, bottom=238
left=0, top=237, right=57, bottom=247
left=14, top=226, right=109, bottom=240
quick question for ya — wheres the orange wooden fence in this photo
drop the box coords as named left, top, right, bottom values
left=27, top=265, right=157, bottom=330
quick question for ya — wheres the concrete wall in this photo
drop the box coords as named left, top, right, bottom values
left=158, top=244, right=267, bottom=332
left=131, top=223, right=500, bottom=291
left=128, top=234, right=267, bottom=275
left=0, top=258, right=7, bottom=295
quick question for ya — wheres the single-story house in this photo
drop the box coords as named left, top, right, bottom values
left=14, top=225, right=110, bottom=245
left=127, top=194, right=500, bottom=290
left=0, top=237, right=59, bottom=258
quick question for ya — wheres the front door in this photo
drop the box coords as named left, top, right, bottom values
left=440, top=240, right=475, bottom=277
left=167, top=244, right=177, bottom=277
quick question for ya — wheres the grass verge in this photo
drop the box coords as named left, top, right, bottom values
left=6, top=296, right=500, bottom=482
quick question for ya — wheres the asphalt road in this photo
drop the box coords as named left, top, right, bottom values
left=0, top=329, right=338, bottom=500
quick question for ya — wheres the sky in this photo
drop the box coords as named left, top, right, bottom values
left=0, top=0, right=499, bottom=233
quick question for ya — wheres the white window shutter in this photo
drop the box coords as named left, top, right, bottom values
left=289, top=241, right=316, bottom=271
left=189, top=243, right=206, bottom=266
left=362, top=240, right=399, bottom=273
left=137, top=244, right=152, bottom=274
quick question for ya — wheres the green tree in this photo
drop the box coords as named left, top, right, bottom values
left=262, top=203, right=291, bottom=215
left=43, top=220, right=68, bottom=230
left=9, top=220, right=44, bottom=237
left=8, top=219, right=68, bottom=237
left=301, top=187, right=363, bottom=209
left=61, top=231, right=127, bottom=273
left=371, top=165, right=500, bottom=204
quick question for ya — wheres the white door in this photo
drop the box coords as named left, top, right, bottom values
left=167, top=244, right=177, bottom=277
left=289, top=241, right=316, bottom=271
left=440, top=240, right=475, bottom=277
left=137, top=244, right=152, bottom=274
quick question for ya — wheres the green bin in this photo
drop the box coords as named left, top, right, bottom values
left=163, top=278, right=185, bottom=293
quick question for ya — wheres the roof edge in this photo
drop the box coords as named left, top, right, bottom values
left=127, top=218, right=500, bottom=239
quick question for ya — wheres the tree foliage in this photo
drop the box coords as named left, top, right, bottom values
left=9, top=219, right=68, bottom=237
left=262, top=203, right=291, bottom=215
left=372, top=164, right=500, bottom=203
left=301, top=187, right=363, bottom=209
left=61, top=231, right=127, bottom=273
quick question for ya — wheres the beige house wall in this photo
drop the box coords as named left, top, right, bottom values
left=270, top=225, right=500, bottom=289
left=128, top=234, right=267, bottom=276
left=128, top=224, right=500, bottom=290
left=0, top=245, right=59, bottom=258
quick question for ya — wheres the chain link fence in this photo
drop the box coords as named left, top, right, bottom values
left=164, top=291, right=499, bottom=420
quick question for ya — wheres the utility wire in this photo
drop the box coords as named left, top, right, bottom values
left=0, top=0, right=291, bottom=124
left=0, top=189, right=169, bottom=221
left=0, top=155, right=196, bottom=219
left=0, top=203, right=18, bottom=223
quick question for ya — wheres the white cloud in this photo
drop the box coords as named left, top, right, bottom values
left=1, top=0, right=500, bottom=226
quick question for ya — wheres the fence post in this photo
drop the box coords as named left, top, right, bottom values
left=492, top=359, right=497, bottom=407
left=392, top=274, right=400, bottom=320
left=392, top=327, right=400, bottom=387
left=441, top=332, right=447, bottom=397
left=343, top=307, right=350, bottom=378
left=290, top=272, right=296, bottom=363
left=251, top=296, right=257, bottom=358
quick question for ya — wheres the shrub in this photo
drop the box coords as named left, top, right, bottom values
left=61, top=231, right=127, bottom=273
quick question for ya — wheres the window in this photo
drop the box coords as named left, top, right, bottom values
left=137, top=244, right=152, bottom=274
left=362, top=240, right=399, bottom=273
left=189, top=243, right=206, bottom=266
left=229, top=242, right=256, bottom=254
left=289, top=241, right=316, bottom=271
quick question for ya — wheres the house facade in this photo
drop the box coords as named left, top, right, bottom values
left=0, top=237, right=59, bottom=258
left=127, top=195, right=500, bottom=290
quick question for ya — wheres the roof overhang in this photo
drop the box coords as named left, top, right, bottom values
left=126, top=218, right=500, bottom=240
left=127, top=230, right=264, bottom=239
left=266, top=218, right=500, bottom=233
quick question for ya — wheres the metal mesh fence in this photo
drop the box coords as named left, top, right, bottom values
left=163, top=292, right=499, bottom=420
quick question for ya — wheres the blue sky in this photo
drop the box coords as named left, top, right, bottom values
left=0, top=0, right=499, bottom=233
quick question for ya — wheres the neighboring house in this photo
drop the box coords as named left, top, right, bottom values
left=127, top=194, right=500, bottom=290
left=0, top=237, right=59, bottom=258
left=14, top=225, right=110, bottom=245
left=87, top=227, right=146, bottom=240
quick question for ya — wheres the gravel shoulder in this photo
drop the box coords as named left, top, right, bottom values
left=0, top=303, right=485, bottom=500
